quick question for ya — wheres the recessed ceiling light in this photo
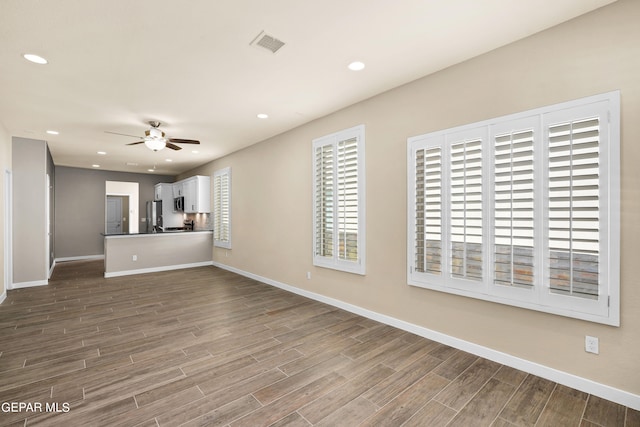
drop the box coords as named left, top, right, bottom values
left=125, top=162, right=138, bottom=166
left=46, top=130, right=59, bottom=135
left=165, top=159, right=173, bottom=162
left=147, top=169, right=155, bottom=172
left=23, top=53, right=48, bottom=65
left=348, top=61, right=365, bottom=71
left=97, top=151, right=107, bottom=155
left=92, top=164, right=100, bottom=168
left=257, top=113, right=269, bottom=119
left=192, top=150, right=199, bottom=154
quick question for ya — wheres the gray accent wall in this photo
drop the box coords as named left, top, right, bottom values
left=55, top=167, right=174, bottom=259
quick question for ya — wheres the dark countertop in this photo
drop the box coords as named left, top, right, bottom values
left=102, top=229, right=213, bottom=237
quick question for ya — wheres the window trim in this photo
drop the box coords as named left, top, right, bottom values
left=312, top=125, right=366, bottom=275
left=407, top=91, right=620, bottom=326
left=213, top=167, right=231, bottom=249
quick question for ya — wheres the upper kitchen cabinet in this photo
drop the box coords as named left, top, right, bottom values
left=154, top=183, right=173, bottom=201
left=182, top=175, right=210, bottom=213
left=172, top=181, right=184, bottom=198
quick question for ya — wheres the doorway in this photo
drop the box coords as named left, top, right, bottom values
left=106, top=196, right=129, bottom=234
left=105, top=181, right=139, bottom=234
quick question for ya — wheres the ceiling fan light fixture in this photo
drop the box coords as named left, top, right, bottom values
left=144, top=139, right=166, bottom=151
left=148, top=127, right=163, bottom=139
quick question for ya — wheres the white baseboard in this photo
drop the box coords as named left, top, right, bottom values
left=49, top=259, right=56, bottom=279
left=104, top=261, right=213, bottom=278
left=55, top=255, right=105, bottom=263
left=0, top=290, right=6, bottom=304
left=212, top=261, right=640, bottom=411
left=11, top=279, right=48, bottom=289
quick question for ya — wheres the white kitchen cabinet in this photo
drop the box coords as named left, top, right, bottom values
left=182, top=175, right=210, bottom=213
left=154, top=183, right=173, bottom=201
left=172, top=181, right=184, bottom=198
left=154, top=183, right=164, bottom=201
left=154, top=183, right=182, bottom=228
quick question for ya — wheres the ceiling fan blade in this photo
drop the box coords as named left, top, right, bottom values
left=165, top=142, right=183, bottom=151
left=168, top=138, right=200, bottom=144
left=105, top=130, right=141, bottom=138
left=126, top=141, right=145, bottom=146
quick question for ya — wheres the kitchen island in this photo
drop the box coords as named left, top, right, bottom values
left=103, top=230, right=213, bottom=277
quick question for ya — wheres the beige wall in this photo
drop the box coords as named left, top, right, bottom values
left=12, top=137, right=49, bottom=285
left=186, top=0, right=640, bottom=397
left=0, top=121, right=10, bottom=297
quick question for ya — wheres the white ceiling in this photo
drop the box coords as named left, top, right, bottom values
left=0, top=0, right=616, bottom=175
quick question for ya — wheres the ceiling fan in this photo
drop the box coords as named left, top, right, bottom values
left=106, top=121, right=200, bottom=151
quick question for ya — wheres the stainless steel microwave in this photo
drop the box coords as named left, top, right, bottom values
left=173, top=196, right=184, bottom=212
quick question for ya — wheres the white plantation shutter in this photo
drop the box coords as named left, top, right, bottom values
left=213, top=167, right=231, bottom=248
left=337, top=138, right=359, bottom=261
left=315, top=144, right=334, bottom=258
left=450, top=139, right=483, bottom=281
left=494, top=128, right=535, bottom=289
left=408, top=91, right=619, bottom=325
left=414, top=147, right=442, bottom=275
left=547, top=117, right=601, bottom=299
left=313, top=125, right=365, bottom=274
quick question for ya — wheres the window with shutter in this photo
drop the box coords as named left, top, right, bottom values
left=450, top=139, right=483, bottom=281
left=494, top=128, right=535, bottom=289
left=414, top=147, right=442, bottom=275
left=313, top=125, right=365, bottom=275
left=407, top=91, right=619, bottom=325
left=547, top=117, right=600, bottom=299
left=315, top=144, right=334, bottom=259
left=213, top=167, right=231, bottom=249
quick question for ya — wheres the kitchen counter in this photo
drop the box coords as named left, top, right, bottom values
left=103, top=230, right=213, bottom=277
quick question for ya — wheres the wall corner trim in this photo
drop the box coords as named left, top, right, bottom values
left=0, top=290, right=6, bottom=305
left=211, top=261, right=640, bottom=411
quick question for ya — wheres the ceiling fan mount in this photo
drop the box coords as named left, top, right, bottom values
left=105, top=121, right=200, bottom=151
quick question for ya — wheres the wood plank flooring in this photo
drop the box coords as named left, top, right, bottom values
left=0, top=260, right=638, bottom=426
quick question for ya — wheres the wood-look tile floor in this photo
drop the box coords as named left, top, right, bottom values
left=0, top=261, right=638, bottom=427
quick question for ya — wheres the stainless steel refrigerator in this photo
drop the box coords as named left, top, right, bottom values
left=146, top=200, right=163, bottom=232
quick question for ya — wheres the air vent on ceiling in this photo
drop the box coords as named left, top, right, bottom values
left=250, top=31, right=285, bottom=54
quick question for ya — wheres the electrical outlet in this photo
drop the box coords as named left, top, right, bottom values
left=306, top=271, right=311, bottom=280
left=585, top=335, right=599, bottom=354
left=132, top=255, right=137, bottom=261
